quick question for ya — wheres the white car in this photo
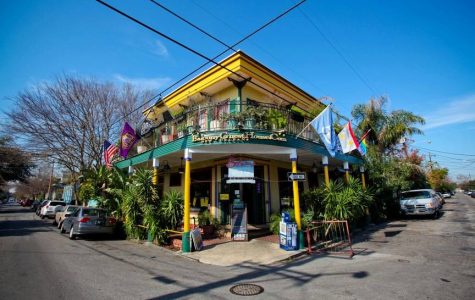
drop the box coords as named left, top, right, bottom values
left=400, top=189, right=441, bottom=218
left=40, top=200, right=66, bottom=219
left=442, top=192, right=451, bottom=198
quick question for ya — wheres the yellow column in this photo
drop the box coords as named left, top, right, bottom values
left=182, top=149, right=192, bottom=252
left=290, top=149, right=304, bottom=249
left=322, top=156, right=330, bottom=187
left=291, top=160, right=301, bottom=230
left=344, top=161, right=350, bottom=183
left=152, top=158, right=159, bottom=186
left=360, top=166, right=366, bottom=189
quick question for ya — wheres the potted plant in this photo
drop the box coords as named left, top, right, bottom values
left=198, top=209, right=215, bottom=238
left=243, top=106, right=257, bottom=129
left=177, top=123, right=187, bottom=138
left=268, top=109, right=287, bottom=130
left=221, top=112, right=237, bottom=130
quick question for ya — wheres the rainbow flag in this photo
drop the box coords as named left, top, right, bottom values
left=358, top=130, right=371, bottom=156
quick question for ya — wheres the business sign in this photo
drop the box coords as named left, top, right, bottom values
left=192, top=131, right=286, bottom=144
left=226, top=159, right=255, bottom=184
left=232, top=204, right=248, bottom=241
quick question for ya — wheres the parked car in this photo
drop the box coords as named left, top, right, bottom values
left=36, top=200, right=49, bottom=216
left=31, top=200, right=41, bottom=211
left=435, top=192, right=445, bottom=206
left=55, top=205, right=80, bottom=227
left=442, top=192, right=451, bottom=199
left=61, top=207, right=116, bottom=240
left=471, top=192, right=475, bottom=199
left=400, top=189, right=441, bottom=218
left=39, top=200, right=66, bottom=219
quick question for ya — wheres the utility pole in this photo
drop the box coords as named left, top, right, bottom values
left=46, top=160, right=54, bottom=200
left=428, top=152, right=433, bottom=172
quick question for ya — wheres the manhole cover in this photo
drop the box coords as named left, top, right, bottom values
left=230, top=283, right=264, bottom=296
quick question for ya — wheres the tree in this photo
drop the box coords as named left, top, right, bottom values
left=0, top=135, right=33, bottom=186
left=352, top=97, right=426, bottom=219
left=5, top=74, right=152, bottom=175
left=352, top=97, right=425, bottom=153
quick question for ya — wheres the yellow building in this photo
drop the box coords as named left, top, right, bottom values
left=115, top=51, right=362, bottom=252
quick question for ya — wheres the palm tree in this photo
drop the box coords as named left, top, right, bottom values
left=352, top=97, right=425, bottom=153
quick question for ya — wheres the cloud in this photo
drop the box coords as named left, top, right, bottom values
left=152, top=40, right=169, bottom=57
left=423, top=94, right=475, bottom=130
left=114, top=74, right=172, bottom=91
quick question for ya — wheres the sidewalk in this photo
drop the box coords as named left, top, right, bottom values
left=180, top=238, right=307, bottom=266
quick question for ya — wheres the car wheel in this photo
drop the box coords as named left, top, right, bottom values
left=60, top=223, right=66, bottom=234
left=69, top=226, right=76, bottom=240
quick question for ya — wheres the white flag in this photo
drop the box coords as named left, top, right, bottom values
left=338, top=122, right=359, bottom=154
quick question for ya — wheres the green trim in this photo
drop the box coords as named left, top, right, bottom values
left=298, top=230, right=305, bottom=250
left=182, top=231, right=191, bottom=252
left=114, top=132, right=362, bottom=169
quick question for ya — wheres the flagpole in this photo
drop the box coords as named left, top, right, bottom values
left=295, top=104, right=331, bottom=139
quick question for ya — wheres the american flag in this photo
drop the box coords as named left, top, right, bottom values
left=103, top=140, right=118, bottom=168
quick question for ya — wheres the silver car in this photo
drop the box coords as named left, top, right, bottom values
left=60, top=207, right=116, bottom=239
left=400, top=189, right=441, bottom=218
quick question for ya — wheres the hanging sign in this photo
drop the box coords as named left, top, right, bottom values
left=226, top=159, right=255, bottom=184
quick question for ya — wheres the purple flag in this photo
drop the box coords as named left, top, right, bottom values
left=119, top=122, right=140, bottom=158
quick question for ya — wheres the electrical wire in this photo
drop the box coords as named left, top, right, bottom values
left=97, top=0, right=307, bottom=127
left=299, top=8, right=378, bottom=96
left=414, top=146, right=475, bottom=157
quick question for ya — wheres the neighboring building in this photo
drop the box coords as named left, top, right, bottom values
left=115, top=51, right=362, bottom=251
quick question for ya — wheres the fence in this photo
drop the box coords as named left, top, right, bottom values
left=305, top=220, right=354, bottom=257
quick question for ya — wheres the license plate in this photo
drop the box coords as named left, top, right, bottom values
left=96, top=220, right=105, bottom=226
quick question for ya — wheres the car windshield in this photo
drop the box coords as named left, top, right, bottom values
left=401, top=191, right=431, bottom=200
left=66, top=207, right=78, bottom=212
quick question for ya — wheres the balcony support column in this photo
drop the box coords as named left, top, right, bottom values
left=344, top=161, right=350, bottom=183
left=152, top=158, right=159, bottom=186
left=228, top=77, right=251, bottom=111
left=322, top=156, right=330, bottom=187
left=182, top=149, right=192, bottom=253
left=290, top=149, right=304, bottom=250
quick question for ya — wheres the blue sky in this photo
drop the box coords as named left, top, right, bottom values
left=1, top=0, right=474, bottom=179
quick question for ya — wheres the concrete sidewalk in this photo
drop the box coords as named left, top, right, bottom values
left=180, top=238, right=306, bottom=266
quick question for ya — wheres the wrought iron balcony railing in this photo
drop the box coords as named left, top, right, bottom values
left=138, top=100, right=324, bottom=149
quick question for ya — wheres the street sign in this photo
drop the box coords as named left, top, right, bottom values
left=287, top=172, right=306, bottom=181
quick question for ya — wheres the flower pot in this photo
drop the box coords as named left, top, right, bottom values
left=227, top=119, right=237, bottom=129
left=244, top=118, right=256, bottom=129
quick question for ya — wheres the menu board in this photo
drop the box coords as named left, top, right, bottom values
left=231, top=204, right=248, bottom=241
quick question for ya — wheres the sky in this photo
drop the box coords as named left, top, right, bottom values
left=1, top=0, right=474, bottom=180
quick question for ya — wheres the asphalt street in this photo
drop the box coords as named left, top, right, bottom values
left=1, top=194, right=474, bottom=300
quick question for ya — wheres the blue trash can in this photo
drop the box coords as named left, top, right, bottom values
left=279, top=212, right=298, bottom=251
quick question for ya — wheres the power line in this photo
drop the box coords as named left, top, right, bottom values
left=100, top=0, right=307, bottom=127
left=298, top=8, right=378, bottom=95
left=415, top=146, right=475, bottom=157
left=149, top=0, right=336, bottom=114
left=189, top=0, right=329, bottom=96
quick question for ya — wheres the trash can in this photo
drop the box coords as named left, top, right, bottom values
left=279, top=212, right=298, bottom=251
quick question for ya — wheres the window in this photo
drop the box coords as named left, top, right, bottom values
left=169, top=173, right=182, bottom=187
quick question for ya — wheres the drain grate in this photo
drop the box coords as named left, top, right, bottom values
left=230, top=283, right=264, bottom=296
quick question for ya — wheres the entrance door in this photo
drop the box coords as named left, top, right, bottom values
left=219, top=165, right=266, bottom=225
left=242, top=166, right=266, bottom=225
